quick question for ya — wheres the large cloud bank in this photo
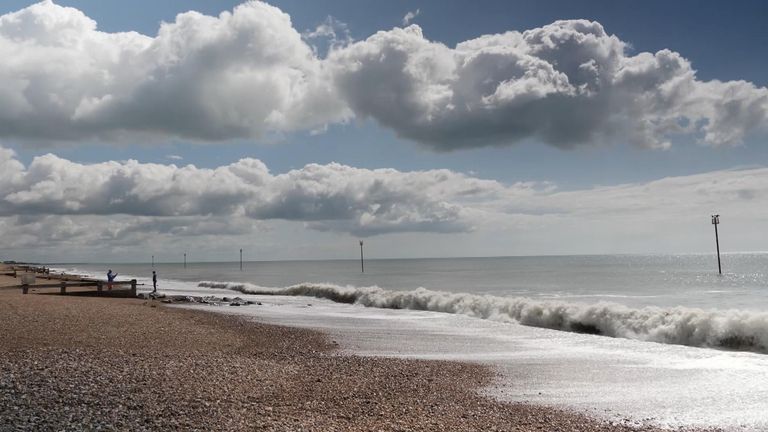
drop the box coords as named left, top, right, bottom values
left=2, top=145, right=768, bottom=251
left=0, top=146, right=500, bottom=237
left=0, top=1, right=766, bottom=149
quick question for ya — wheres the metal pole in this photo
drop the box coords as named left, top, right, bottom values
left=240, top=249, right=243, bottom=271
left=151, top=255, right=154, bottom=267
left=184, top=252, right=187, bottom=269
left=714, top=223, right=721, bottom=275
left=359, top=240, right=364, bottom=273
left=712, top=214, right=722, bottom=275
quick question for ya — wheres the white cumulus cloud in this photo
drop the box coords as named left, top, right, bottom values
left=330, top=20, right=768, bottom=150
left=0, top=0, right=349, bottom=143
left=0, top=2, right=765, bottom=151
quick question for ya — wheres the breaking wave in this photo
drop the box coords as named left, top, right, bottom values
left=198, top=281, right=768, bottom=354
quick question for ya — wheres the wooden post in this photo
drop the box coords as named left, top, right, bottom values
left=22, top=284, right=28, bottom=294
left=60, top=281, right=66, bottom=295
left=359, top=240, right=364, bottom=273
left=130, top=279, right=137, bottom=297
left=712, top=214, right=722, bottom=275
left=97, top=281, right=103, bottom=295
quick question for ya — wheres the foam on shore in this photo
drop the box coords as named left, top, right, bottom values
left=198, top=280, right=768, bottom=354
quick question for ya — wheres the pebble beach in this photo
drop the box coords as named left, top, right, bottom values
left=0, top=266, right=710, bottom=431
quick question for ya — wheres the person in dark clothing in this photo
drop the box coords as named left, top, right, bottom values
left=152, top=270, right=157, bottom=293
left=107, top=269, right=117, bottom=290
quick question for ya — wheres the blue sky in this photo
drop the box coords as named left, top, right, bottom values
left=0, top=1, right=767, bottom=262
left=3, top=0, right=767, bottom=186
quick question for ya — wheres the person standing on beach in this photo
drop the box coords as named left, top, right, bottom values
left=107, top=269, right=117, bottom=290
left=152, top=270, right=157, bottom=293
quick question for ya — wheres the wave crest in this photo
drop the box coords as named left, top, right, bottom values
left=198, top=281, right=768, bottom=353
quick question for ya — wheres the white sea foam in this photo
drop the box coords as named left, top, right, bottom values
left=198, top=280, right=768, bottom=353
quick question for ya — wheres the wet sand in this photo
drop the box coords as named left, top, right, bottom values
left=0, top=267, right=707, bottom=431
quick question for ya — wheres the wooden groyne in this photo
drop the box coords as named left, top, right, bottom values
left=1, top=264, right=141, bottom=297
left=16, top=279, right=139, bottom=297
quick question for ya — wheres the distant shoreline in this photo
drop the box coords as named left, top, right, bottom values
left=14, top=249, right=768, bottom=267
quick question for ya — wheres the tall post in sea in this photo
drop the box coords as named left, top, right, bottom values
left=184, top=252, right=187, bottom=269
left=359, top=240, right=364, bottom=273
left=240, top=249, right=243, bottom=271
left=151, top=255, right=154, bottom=267
left=711, top=214, right=722, bottom=275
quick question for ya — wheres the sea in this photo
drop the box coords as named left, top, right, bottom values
left=54, top=254, right=768, bottom=431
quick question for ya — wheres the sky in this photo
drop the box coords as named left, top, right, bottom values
left=0, top=0, right=767, bottom=263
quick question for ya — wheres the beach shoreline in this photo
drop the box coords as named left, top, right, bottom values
left=0, top=266, right=706, bottom=431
